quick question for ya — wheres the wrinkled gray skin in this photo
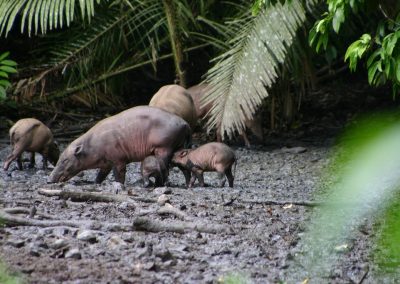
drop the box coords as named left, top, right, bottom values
left=187, top=84, right=264, bottom=147
left=140, top=156, right=168, bottom=187
left=149, top=84, right=197, bottom=130
left=3, top=118, right=59, bottom=171
left=172, top=142, right=236, bottom=188
left=49, top=106, right=191, bottom=185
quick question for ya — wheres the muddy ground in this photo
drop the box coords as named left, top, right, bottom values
left=0, top=83, right=398, bottom=283
left=0, top=132, right=383, bottom=284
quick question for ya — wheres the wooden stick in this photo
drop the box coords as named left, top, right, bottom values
left=3, top=207, right=53, bottom=219
left=0, top=209, right=131, bottom=231
left=132, top=217, right=233, bottom=234
left=0, top=209, right=229, bottom=234
left=38, top=188, right=137, bottom=205
left=240, top=199, right=321, bottom=207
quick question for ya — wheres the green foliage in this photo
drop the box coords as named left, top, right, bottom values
left=0, top=0, right=242, bottom=107
left=344, top=33, right=371, bottom=71
left=373, top=192, right=400, bottom=272
left=218, top=272, right=250, bottom=284
left=0, top=0, right=104, bottom=37
left=0, top=51, right=17, bottom=101
left=287, top=112, right=400, bottom=280
left=203, top=0, right=312, bottom=139
left=0, top=259, right=23, bottom=284
left=310, top=0, right=400, bottom=95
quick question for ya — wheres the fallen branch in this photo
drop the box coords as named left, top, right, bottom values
left=0, top=209, right=130, bottom=231
left=0, top=209, right=229, bottom=234
left=157, top=203, right=189, bottom=220
left=240, top=199, right=321, bottom=207
left=38, top=188, right=137, bottom=205
left=132, top=217, right=233, bottom=234
left=4, top=207, right=53, bottom=219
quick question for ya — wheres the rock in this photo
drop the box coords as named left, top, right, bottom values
left=77, top=230, right=98, bottom=243
left=51, top=239, right=69, bottom=250
left=6, top=239, right=25, bottom=248
left=155, top=249, right=174, bottom=262
left=107, top=235, right=128, bottom=250
left=29, top=244, right=41, bottom=257
left=154, top=187, right=172, bottom=195
left=281, top=146, right=307, bottom=154
left=111, top=181, right=125, bottom=194
left=118, top=202, right=135, bottom=211
left=157, top=194, right=170, bottom=206
left=65, top=248, right=82, bottom=259
left=52, top=227, right=71, bottom=237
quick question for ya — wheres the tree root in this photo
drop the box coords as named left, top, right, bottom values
left=240, top=199, right=321, bottom=207
left=133, top=217, right=233, bottom=234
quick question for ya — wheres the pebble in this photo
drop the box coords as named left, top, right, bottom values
left=28, top=243, right=41, bottom=257
left=110, top=182, right=125, bottom=194
left=6, top=239, right=25, bottom=248
left=154, top=187, right=172, bottom=195
left=281, top=146, right=307, bottom=154
left=65, top=248, right=82, bottom=259
left=157, top=194, right=170, bottom=206
left=77, top=230, right=98, bottom=243
left=51, top=239, right=69, bottom=250
left=107, top=235, right=128, bottom=250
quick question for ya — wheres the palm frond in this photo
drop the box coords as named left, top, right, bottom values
left=202, top=0, right=313, bottom=140
left=0, top=0, right=102, bottom=37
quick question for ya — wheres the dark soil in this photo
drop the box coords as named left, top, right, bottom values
left=0, top=82, right=398, bottom=283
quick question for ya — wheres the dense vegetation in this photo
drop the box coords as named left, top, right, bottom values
left=0, top=0, right=398, bottom=136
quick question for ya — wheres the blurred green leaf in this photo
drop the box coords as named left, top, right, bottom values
left=0, top=85, right=6, bottom=100
left=0, top=66, right=17, bottom=73
left=0, top=79, right=11, bottom=88
left=0, top=71, right=9, bottom=78
left=0, top=59, right=17, bottom=66
left=0, top=51, right=10, bottom=61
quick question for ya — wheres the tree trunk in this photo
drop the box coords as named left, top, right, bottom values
left=162, top=0, right=187, bottom=87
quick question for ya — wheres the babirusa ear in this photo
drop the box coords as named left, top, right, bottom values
left=180, top=150, right=188, bottom=157
left=74, top=145, right=84, bottom=157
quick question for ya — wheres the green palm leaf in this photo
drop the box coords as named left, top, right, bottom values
left=0, top=0, right=102, bottom=37
left=202, top=0, right=311, bottom=140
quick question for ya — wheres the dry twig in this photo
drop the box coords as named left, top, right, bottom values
left=240, top=199, right=321, bottom=207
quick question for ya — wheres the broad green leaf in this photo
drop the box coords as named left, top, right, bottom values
left=383, top=33, right=398, bottom=56
left=308, top=25, right=317, bottom=46
left=0, top=80, right=11, bottom=88
left=384, top=59, right=391, bottom=78
left=367, top=50, right=381, bottom=67
left=368, top=61, right=380, bottom=84
left=0, top=86, right=6, bottom=100
left=0, top=65, right=17, bottom=73
left=0, top=71, right=9, bottom=78
left=0, top=59, right=17, bottom=66
left=396, top=61, right=400, bottom=83
left=332, top=6, right=344, bottom=33
left=360, top=33, right=371, bottom=44
left=0, top=52, right=10, bottom=61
